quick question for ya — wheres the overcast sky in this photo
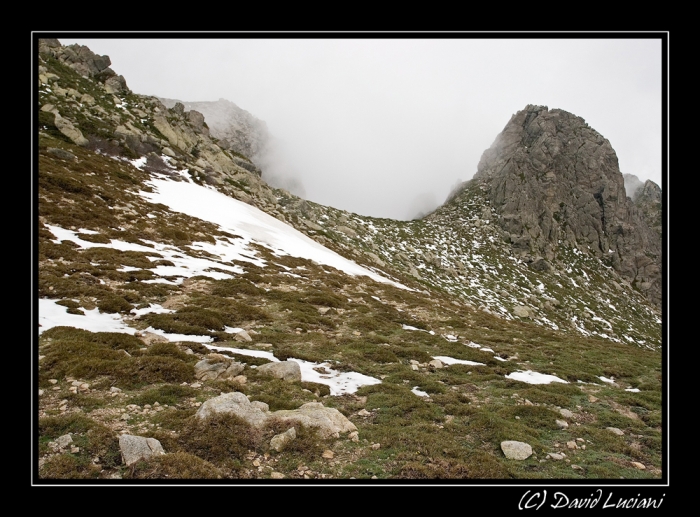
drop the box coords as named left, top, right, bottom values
left=56, top=34, right=664, bottom=220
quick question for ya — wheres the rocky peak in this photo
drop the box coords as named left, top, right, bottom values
left=39, top=38, right=129, bottom=95
left=632, top=179, right=663, bottom=245
left=469, top=105, right=662, bottom=308
left=158, top=97, right=270, bottom=161
left=636, top=179, right=662, bottom=204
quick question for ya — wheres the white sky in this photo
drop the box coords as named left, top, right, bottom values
left=54, top=34, right=664, bottom=220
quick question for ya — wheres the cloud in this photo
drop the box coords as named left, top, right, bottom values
left=56, top=36, right=664, bottom=220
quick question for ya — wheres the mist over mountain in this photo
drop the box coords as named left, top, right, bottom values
left=35, top=38, right=665, bottom=485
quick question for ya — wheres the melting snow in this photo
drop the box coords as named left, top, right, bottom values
left=38, top=298, right=137, bottom=335
left=130, top=304, right=174, bottom=316
left=401, top=324, right=436, bottom=335
left=506, top=370, right=569, bottom=385
left=37, top=299, right=380, bottom=395
left=433, top=356, right=485, bottom=366
left=411, top=387, right=429, bottom=397
left=45, top=225, right=245, bottom=283
left=142, top=326, right=213, bottom=343
left=138, top=173, right=409, bottom=290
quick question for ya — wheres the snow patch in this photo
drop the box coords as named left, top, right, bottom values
left=506, top=370, right=569, bottom=385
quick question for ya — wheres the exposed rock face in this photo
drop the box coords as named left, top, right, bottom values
left=39, top=39, right=129, bottom=93
left=472, top=105, right=661, bottom=308
left=158, top=97, right=269, bottom=162
left=633, top=180, right=663, bottom=243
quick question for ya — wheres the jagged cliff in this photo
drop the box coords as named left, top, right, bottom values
left=158, top=97, right=270, bottom=163
left=467, top=105, right=662, bottom=309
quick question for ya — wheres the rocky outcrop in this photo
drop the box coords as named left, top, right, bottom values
left=633, top=180, right=663, bottom=243
left=471, top=105, right=661, bottom=308
left=39, top=39, right=129, bottom=94
left=158, top=97, right=269, bottom=163
left=38, top=39, right=265, bottom=191
left=195, top=391, right=357, bottom=438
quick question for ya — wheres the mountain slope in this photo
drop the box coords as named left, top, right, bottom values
left=35, top=39, right=664, bottom=482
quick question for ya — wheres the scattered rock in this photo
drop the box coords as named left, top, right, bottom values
left=53, top=112, right=89, bottom=146
left=233, top=330, right=253, bottom=342
left=196, top=391, right=269, bottom=427
left=47, top=147, right=77, bottom=162
left=118, top=434, right=165, bottom=466
left=606, top=427, right=624, bottom=436
left=270, top=428, right=297, bottom=452
left=194, top=357, right=245, bottom=381
left=337, top=225, right=358, bottom=237
left=196, top=392, right=356, bottom=439
left=274, top=402, right=358, bottom=439
left=555, top=419, right=569, bottom=429
left=257, top=360, right=302, bottom=382
left=500, top=440, right=533, bottom=460
left=513, top=305, right=534, bottom=318
left=53, top=434, right=73, bottom=449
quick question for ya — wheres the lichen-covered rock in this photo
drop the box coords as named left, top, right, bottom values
left=501, top=440, right=533, bottom=460
left=270, top=427, right=297, bottom=452
left=257, top=360, right=302, bottom=382
left=119, top=434, right=165, bottom=466
left=272, top=402, right=357, bottom=438
left=52, top=112, right=88, bottom=146
left=195, top=391, right=269, bottom=427
left=194, top=358, right=245, bottom=381
left=195, top=392, right=357, bottom=439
